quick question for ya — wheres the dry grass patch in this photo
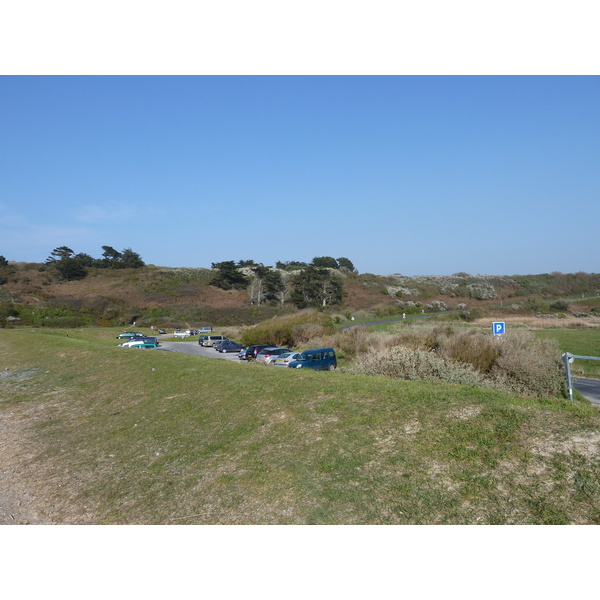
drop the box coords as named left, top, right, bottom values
left=475, top=315, right=600, bottom=329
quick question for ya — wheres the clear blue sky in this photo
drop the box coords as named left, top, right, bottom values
left=1, top=76, right=598, bottom=276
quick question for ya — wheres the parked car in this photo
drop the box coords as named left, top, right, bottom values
left=256, top=347, right=292, bottom=365
left=273, top=351, right=303, bottom=367
left=158, top=328, right=166, bottom=334
left=199, top=326, right=213, bottom=333
left=116, top=331, right=144, bottom=339
left=198, top=335, right=210, bottom=346
left=216, top=340, right=245, bottom=353
left=186, top=329, right=199, bottom=336
left=201, top=335, right=228, bottom=347
left=120, top=340, right=160, bottom=349
left=241, top=344, right=275, bottom=361
left=130, top=341, right=160, bottom=349
left=213, top=340, right=227, bottom=351
left=119, top=336, right=159, bottom=347
left=287, top=348, right=337, bottom=371
left=118, top=337, right=147, bottom=347
left=173, top=330, right=188, bottom=338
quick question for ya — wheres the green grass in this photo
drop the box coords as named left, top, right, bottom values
left=337, top=314, right=461, bottom=334
left=535, top=328, right=600, bottom=378
left=1, top=326, right=600, bottom=524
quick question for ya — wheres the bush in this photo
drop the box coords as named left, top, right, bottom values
left=467, top=283, right=497, bottom=300
left=240, top=312, right=334, bottom=347
left=426, top=300, right=447, bottom=311
left=550, top=299, right=571, bottom=311
left=333, top=327, right=380, bottom=358
left=459, top=309, right=481, bottom=322
left=523, top=295, right=548, bottom=313
left=439, top=330, right=498, bottom=373
left=335, top=325, right=565, bottom=398
left=349, top=345, right=486, bottom=386
left=489, top=330, right=564, bottom=397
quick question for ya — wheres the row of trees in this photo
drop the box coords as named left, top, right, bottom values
left=210, top=259, right=349, bottom=308
left=45, top=246, right=145, bottom=281
left=233, top=256, right=356, bottom=272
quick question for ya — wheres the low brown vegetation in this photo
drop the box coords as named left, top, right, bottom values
left=240, top=311, right=335, bottom=347
left=297, top=324, right=564, bottom=398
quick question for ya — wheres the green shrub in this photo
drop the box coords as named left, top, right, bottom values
left=459, top=309, right=481, bottom=322
left=523, top=295, right=548, bottom=313
left=550, top=299, right=571, bottom=311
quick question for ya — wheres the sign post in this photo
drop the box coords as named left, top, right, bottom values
left=492, top=322, right=505, bottom=336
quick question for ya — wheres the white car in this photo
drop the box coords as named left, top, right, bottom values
left=119, top=339, right=147, bottom=347
left=173, top=330, right=188, bottom=338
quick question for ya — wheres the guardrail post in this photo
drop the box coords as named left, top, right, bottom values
left=562, top=353, right=600, bottom=402
left=561, top=353, right=574, bottom=401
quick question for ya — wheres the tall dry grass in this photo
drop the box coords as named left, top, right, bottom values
left=474, top=315, right=600, bottom=329
left=305, top=323, right=565, bottom=398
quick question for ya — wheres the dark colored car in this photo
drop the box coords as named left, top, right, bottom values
left=288, top=348, right=337, bottom=371
left=241, top=344, right=274, bottom=361
left=216, top=340, right=246, bottom=353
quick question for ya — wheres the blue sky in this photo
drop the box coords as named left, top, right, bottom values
left=1, top=75, right=598, bottom=276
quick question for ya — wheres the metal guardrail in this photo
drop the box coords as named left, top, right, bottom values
left=561, top=353, right=600, bottom=401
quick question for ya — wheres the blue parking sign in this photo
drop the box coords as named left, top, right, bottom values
left=493, top=322, right=505, bottom=335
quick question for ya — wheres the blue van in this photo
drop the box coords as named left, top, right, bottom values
left=287, top=348, right=337, bottom=371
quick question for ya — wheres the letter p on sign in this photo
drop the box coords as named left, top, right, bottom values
left=493, top=322, right=505, bottom=335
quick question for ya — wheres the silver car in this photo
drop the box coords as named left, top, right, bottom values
left=255, top=347, right=292, bottom=365
left=273, top=352, right=303, bottom=367
left=201, top=335, right=228, bottom=347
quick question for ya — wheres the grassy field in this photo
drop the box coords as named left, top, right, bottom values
left=534, top=328, right=600, bottom=378
left=1, top=327, right=600, bottom=524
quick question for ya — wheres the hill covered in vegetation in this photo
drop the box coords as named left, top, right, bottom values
left=1, top=253, right=599, bottom=328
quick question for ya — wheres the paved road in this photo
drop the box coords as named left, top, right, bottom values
left=573, top=378, right=600, bottom=406
left=158, top=339, right=242, bottom=361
